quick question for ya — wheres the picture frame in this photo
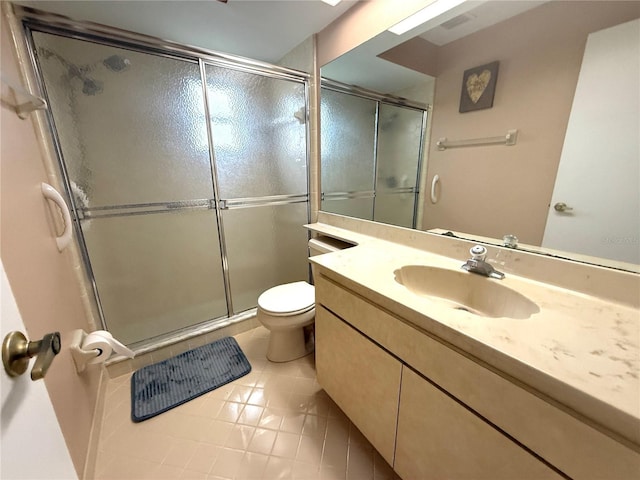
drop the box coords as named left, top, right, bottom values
left=459, top=61, right=499, bottom=113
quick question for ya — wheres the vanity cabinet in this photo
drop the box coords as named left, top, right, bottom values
left=315, top=305, right=401, bottom=465
left=313, top=272, right=640, bottom=480
left=395, top=367, right=561, bottom=479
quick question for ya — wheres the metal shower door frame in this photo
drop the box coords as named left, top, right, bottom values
left=320, top=80, right=429, bottom=228
left=375, top=99, right=430, bottom=229
left=16, top=5, right=311, bottom=341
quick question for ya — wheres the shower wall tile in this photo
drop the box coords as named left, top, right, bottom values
left=151, top=345, right=176, bottom=363
left=105, top=359, right=133, bottom=378
left=131, top=354, right=152, bottom=372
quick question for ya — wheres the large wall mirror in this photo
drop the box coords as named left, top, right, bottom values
left=320, top=0, right=639, bottom=272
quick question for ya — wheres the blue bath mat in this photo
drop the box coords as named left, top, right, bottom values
left=131, top=336, right=251, bottom=422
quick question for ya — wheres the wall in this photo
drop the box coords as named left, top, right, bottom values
left=0, top=8, right=102, bottom=477
left=420, top=1, right=640, bottom=244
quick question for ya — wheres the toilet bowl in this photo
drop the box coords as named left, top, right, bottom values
left=257, top=236, right=353, bottom=363
left=257, top=281, right=315, bottom=362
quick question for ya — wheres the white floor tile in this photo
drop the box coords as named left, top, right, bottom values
left=92, top=327, right=387, bottom=479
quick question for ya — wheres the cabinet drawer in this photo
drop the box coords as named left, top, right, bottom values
left=315, top=305, right=402, bottom=465
left=395, top=367, right=563, bottom=480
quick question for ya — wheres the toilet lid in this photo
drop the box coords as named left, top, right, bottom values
left=258, top=281, right=315, bottom=315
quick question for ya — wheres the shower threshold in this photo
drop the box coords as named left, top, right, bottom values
left=105, top=308, right=258, bottom=366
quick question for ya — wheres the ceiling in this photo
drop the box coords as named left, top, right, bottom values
left=13, top=0, right=548, bottom=94
left=322, top=0, right=546, bottom=93
left=14, top=0, right=358, bottom=63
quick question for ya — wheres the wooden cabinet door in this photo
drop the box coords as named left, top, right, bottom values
left=315, top=306, right=402, bottom=465
left=395, top=367, right=564, bottom=480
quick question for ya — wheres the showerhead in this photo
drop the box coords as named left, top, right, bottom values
left=38, top=47, right=130, bottom=96
left=82, top=78, right=103, bottom=96
left=103, top=55, right=130, bottom=72
left=61, top=59, right=103, bottom=95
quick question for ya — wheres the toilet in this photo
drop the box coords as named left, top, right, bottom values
left=257, top=281, right=315, bottom=362
left=257, top=236, right=351, bottom=362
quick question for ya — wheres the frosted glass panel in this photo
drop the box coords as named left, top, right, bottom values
left=374, top=193, right=416, bottom=228
left=33, top=32, right=213, bottom=207
left=321, top=89, right=376, bottom=193
left=321, top=198, right=374, bottom=220
left=32, top=30, right=312, bottom=345
left=223, top=203, right=309, bottom=313
left=205, top=64, right=307, bottom=198
left=82, top=210, right=227, bottom=345
left=376, top=104, right=424, bottom=193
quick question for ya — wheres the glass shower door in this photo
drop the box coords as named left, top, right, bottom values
left=320, top=88, right=377, bottom=219
left=32, top=31, right=228, bottom=345
left=374, top=103, right=426, bottom=228
left=204, top=64, right=309, bottom=313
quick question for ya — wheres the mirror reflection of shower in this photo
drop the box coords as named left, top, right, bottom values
left=37, top=47, right=130, bottom=95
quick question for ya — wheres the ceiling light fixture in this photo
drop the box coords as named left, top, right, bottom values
left=388, top=0, right=467, bottom=35
left=321, top=0, right=342, bottom=6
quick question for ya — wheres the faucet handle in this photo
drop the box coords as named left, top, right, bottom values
left=470, top=245, right=487, bottom=261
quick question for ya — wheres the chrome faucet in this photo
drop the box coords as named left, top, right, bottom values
left=461, top=245, right=505, bottom=280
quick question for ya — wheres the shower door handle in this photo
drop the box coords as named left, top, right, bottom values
left=430, top=174, right=440, bottom=204
left=41, top=182, right=73, bottom=251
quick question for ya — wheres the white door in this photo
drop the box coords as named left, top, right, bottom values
left=542, top=19, right=640, bottom=264
left=0, top=261, right=77, bottom=480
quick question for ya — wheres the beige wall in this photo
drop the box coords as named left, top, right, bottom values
left=420, top=1, right=640, bottom=244
left=1, top=10, right=102, bottom=477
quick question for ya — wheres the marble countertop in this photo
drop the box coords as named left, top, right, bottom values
left=306, top=222, right=640, bottom=446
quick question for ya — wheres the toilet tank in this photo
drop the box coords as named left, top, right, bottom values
left=308, top=235, right=354, bottom=256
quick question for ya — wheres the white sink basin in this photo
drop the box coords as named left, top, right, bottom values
left=394, top=265, right=539, bottom=319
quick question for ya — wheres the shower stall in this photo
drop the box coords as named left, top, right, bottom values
left=320, top=81, right=428, bottom=228
left=21, top=10, right=310, bottom=347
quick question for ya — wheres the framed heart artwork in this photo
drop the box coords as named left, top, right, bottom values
left=459, top=61, right=499, bottom=113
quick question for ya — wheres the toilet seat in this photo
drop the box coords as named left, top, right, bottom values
left=260, top=304, right=314, bottom=317
left=258, top=281, right=315, bottom=316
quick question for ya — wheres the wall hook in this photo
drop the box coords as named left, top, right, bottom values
left=1, top=75, right=48, bottom=119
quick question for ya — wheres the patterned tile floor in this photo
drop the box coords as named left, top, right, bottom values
left=94, top=326, right=398, bottom=479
